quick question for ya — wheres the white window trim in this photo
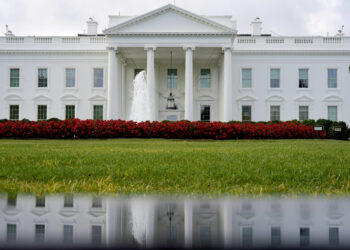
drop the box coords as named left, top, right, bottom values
left=8, top=66, right=22, bottom=89
left=8, top=103, right=21, bottom=121
left=268, top=67, right=282, bottom=90
left=240, top=67, right=253, bottom=90
left=90, top=102, right=106, bottom=120
left=92, top=67, right=106, bottom=89
left=62, top=224, right=76, bottom=244
left=64, top=67, right=78, bottom=90
left=199, top=68, right=212, bottom=90
left=240, top=225, right=254, bottom=248
left=327, top=68, right=339, bottom=90
left=270, top=225, right=282, bottom=247
left=90, top=223, right=105, bottom=245
left=34, top=223, right=47, bottom=244
left=239, top=103, right=255, bottom=122
left=297, top=67, right=310, bottom=90
left=36, top=67, right=50, bottom=90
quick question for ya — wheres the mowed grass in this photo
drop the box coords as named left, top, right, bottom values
left=0, top=139, right=349, bottom=196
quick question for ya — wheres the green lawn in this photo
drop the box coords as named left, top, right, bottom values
left=0, top=139, right=349, bottom=196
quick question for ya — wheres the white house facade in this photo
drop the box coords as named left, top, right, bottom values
left=1, top=4, right=350, bottom=123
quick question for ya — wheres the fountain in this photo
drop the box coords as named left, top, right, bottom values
left=129, top=70, right=152, bottom=122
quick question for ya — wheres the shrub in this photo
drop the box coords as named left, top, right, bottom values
left=0, top=119, right=326, bottom=140
left=47, top=118, right=61, bottom=122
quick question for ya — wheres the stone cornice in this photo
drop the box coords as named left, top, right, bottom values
left=232, top=50, right=350, bottom=55
left=0, top=50, right=107, bottom=55
left=107, top=32, right=235, bottom=37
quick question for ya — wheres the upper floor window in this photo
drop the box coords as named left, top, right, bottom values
left=270, top=68, right=280, bottom=88
left=9, top=105, right=19, bottom=121
left=64, top=194, right=74, bottom=208
left=299, top=106, right=309, bottom=121
left=328, top=106, right=337, bottom=121
left=38, top=68, right=48, bottom=88
left=93, top=68, right=103, bottom=88
left=7, top=195, right=17, bottom=208
left=270, top=105, right=280, bottom=121
left=65, top=68, right=76, bottom=88
left=92, top=196, right=102, bottom=208
left=200, top=105, right=210, bottom=122
left=35, top=196, right=45, bottom=208
left=299, top=69, right=308, bottom=88
left=167, top=69, right=177, bottom=89
left=10, top=68, right=20, bottom=88
left=200, top=69, right=211, bottom=88
left=242, top=105, right=252, bottom=121
left=242, top=68, right=252, bottom=88
left=328, top=69, right=337, bottom=88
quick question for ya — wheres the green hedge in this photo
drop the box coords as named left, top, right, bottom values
left=300, top=119, right=350, bottom=140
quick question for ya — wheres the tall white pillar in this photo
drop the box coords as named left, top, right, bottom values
left=223, top=201, right=233, bottom=248
left=106, top=198, right=120, bottom=247
left=223, top=47, right=233, bottom=122
left=107, top=47, right=117, bottom=120
left=121, top=61, right=126, bottom=120
left=145, top=200, right=155, bottom=248
left=184, top=47, right=194, bottom=121
left=184, top=200, right=193, bottom=248
left=145, top=46, right=156, bottom=121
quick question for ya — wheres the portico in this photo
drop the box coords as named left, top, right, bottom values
left=103, top=4, right=236, bottom=122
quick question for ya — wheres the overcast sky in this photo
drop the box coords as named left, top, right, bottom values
left=0, top=0, right=348, bottom=36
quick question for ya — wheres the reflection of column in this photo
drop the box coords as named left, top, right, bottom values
left=223, top=201, right=233, bottom=248
left=106, top=198, right=120, bottom=247
left=184, top=47, right=195, bottom=121
left=223, top=47, right=233, bottom=122
left=145, top=201, right=155, bottom=248
left=145, top=46, right=156, bottom=121
left=184, top=200, right=193, bottom=248
left=107, top=47, right=117, bottom=120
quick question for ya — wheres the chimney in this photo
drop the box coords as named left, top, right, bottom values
left=250, top=17, right=262, bottom=36
left=5, top=25, right=15, bottom=37
left=87, top=18, right=98, bottom=36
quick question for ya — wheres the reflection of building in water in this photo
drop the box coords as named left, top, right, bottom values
left=0, top=195, right=349, bottom=248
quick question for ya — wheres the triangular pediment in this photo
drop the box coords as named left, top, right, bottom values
left=104, top=5, right=234, bottom=34
left=236, top=95, right=256, bottom=102
left=60, top=94, right=79, bottom=101
left=32, top=95, right=52, bottom=102
left=4, top=94, right=24, bottom=101
left=294, top=95, right=314, bottom=102
left=197, top=95, right=215, bottom=101
left=265, top=95, right=285, bottom=102
left=323, top=95, right=343, bottom=102
left=88, top=95, right=107, bottom=101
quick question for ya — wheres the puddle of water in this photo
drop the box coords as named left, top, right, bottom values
left=0, top=194, right=348, bottom=249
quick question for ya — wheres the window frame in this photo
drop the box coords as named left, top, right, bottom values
left=93, top=68, right=104, bottom=88
left=270, top=68, right=281, bottom=89
left=298, top=105, right=309, bottom=121
left=200, top=105, right=211, bottom=122
left=327, top=68, right=338, bottom=89
left=167, top=68, right=178, bottom=89
left=9, top=68, right=20, bottom=88
left=9, top=104, right=20, bottom=121
left=35, top=224, right=46, bottom=243
left=37, top=105, right=48, bottom=121
left=329, top=227, right=339, bottom=246
left=7, top=223, right=17, bottom=243
left=298, top=68, right=309, bottom=89
left=91, top=225, right=103, bottom=245
left=270, top=105, right=281, bottom=121
left=37, top=68, right=49, bottom=88
left=300, top=227, right=310, bottom=247
left=327, top=105, right=338, bottom=121
left=199, top=68, right=211, bottom=89
left=93, top=105, right=103, bottom=120
left=241, top=226, right=253, bottom=248
left=65, top=68, right=77, bottom=89
left=242, top=105, right=252, bottom=122
left=241, top=68, right=252, bottom=89
left=65, top=105, right=76, bottom=120
left=270, top=226, right=281, bottom=247
left=63, top=224, right=74, bottom=244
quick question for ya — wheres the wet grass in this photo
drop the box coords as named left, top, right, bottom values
left=0, top=139, right=349, bottom=196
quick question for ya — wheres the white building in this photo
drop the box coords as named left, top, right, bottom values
left=1, top=4, right=350, bottom=123
left=1, top=194, right=350, bottom=248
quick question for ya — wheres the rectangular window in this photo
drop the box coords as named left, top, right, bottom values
left=93, top=105, right=103, bottom=120
left=64, top=195, right=74, bottom=208
left=7, top=195, right=17, bottom=208
left=35, top=224, right=45, bottom=243
left=242, top=68, right=252, bottom=88
left=270, top=68, right=280, bottom=88
left=38, top=68, right=48, bottom=88
left=65, top=68, right=76, bottom=88
left=93, top=68, right=104, bottom=88
left=7, top=224, right=17, bottom=242
left=299, top=69, right=308, bottom=88
left=167, top=69, right=177, bottom=89
left=271, top=227, right=281, bottom=247
left=200, top=69, right=211, bottom=88
left=300, top=228, right=310, bottom=247
left=328, top=69, right=337, bottom=88
left=65, top=105, right=75, bottom=120
left=36, top=196, right=45, bottom=208
left=37, top=105, right=47, bottom=121
left=242, top=105, right=252, bottom=121
left=242, top=227, right=253, bottom=248
left=92, top=197, right=102, bottom=208
left=270, top=105, right=280, bottom=121
left=299, top=106, right=309, bottom=121
left=134, top=68, right=144, bottom=76
left=200, top=105, right=210, bottom=122
left=329, top=227, right=339, bottom=246
left=9, top=105, right=19, bottom=121
left=10, top=68, right=20, bottom=87
left=200, top=226, right=211, bottom=248
left=328, top=106, right=338, bottom=121
left=92, top=225, right=102, bottom=245
left=63, top=225, right=74, bottom=244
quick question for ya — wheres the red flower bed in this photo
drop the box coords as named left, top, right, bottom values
left=0, top=119, right=326, bottom=139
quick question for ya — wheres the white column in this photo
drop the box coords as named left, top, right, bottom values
left=107, top=47, right=117, bottom=120
left=121, top=61, right=126, bottom=120
left=184, top=200, right=193, bottom=248
left=145, top=200, right=155, bottom=248
left=223, top=47, right=233, bottom=122
left=106, top=198, right=120, bottom=247
left=184, top=47, right=194, bottom=121
left=145, top=46, right=156, bottom=121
